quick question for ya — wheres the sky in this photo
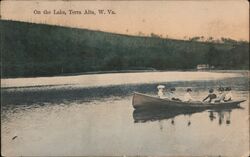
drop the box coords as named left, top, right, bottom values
left=1, top=0, right=249, bottom=41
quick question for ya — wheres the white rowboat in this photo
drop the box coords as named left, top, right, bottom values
left=132, top=92, right=245, bottom=110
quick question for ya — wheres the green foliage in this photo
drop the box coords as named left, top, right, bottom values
left=1, top=20, right=249, bottom=78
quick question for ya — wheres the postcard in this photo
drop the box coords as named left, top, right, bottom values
left=1, top=0, right=249, bottom=156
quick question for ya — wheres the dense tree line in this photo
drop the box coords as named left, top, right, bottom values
left=1, top=20, right=249, bottom=78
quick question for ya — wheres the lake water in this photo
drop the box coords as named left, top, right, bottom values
left=1, top=71, right=249, bottom=156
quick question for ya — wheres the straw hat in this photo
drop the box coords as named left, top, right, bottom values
left=157, top=85, right=165, bottom=89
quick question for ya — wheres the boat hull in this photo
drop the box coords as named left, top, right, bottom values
left=132, top=92, right=245, bottom=110
left=133, top=106, right=243, bottom=123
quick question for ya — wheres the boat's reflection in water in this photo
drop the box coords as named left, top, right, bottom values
left=208, top=109, right=236, bottom=125
left=133, top=105, right=244, bottom=126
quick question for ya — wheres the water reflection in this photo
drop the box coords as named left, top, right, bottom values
left=209, top=109, right=234, bottom=126
left=133, top=106, right=243, bottom=126
left=2, top=76, right=248, bottom=106
left=1, top=71, right=249, bottom=156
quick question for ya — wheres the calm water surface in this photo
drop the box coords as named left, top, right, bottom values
left=1, top=71, right=249, bottom=156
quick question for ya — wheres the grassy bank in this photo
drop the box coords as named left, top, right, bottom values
left=1, top=20, right=249, bottom=78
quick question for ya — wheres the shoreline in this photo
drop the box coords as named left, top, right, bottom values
left=1, top=70, right=247, bottom=89
left=1, top=69, right=249, bottom=80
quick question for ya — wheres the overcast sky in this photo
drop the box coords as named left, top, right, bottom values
left=1, top=0, right=249, bottom=41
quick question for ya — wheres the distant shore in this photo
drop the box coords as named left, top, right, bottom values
left=1, top=70, right=247, bottom=89
left=1, top=69, right=249, bottom=79
left=2, top=20, right=249, bottom=79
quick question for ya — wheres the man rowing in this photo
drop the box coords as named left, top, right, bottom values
left=203, top=89, right=217, bottom=103
left=203, top=87, right=233, bottom=103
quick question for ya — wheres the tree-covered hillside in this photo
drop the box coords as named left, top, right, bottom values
left=1, top=20, right=249, bottom=78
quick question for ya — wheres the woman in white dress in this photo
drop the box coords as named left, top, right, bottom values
left=157, top=85, right=166, bottom=99
left=183, top=88, right=193, bottom=102
left=224, top=87, right=233, bottom=102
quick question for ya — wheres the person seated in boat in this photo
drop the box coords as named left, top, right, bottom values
left=224, top=87, right=232, bottom=102
left=168, top=88, right=181, bottom=101
left=214, top=87, right=226, bottom=103
left=203, top=88, right=217, bottom=103
left=183, top=88, right=194, bottom=102
left=157, top=85, right=168, bottom=99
